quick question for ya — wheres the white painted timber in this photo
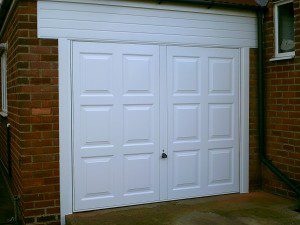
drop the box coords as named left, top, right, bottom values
left=72, top=41, right=240, bottom=211
left=240, top=47, right=250, bottom=193
left=58, top=38, right=73, bottom=224
left=72, top=42, right=160, bottom=211
left=38, top=0, right=257, bottom=48
left=167, top=46, right=240, bottom=199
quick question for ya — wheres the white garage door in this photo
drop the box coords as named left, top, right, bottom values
left=73, top=42, right=240, bottom=211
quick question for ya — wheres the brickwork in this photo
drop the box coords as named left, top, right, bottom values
left=0, top=119, right=8, bottom=172
left=16, top=1, right=59, bottom=224
left=0, top=0, right=24, bottom=211
left=1, top=0, right=59, bottom=224
left=263, top=0, right=300, bottom=197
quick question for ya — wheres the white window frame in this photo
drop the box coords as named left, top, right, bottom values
left=273, top=0, right=295, bottom=60
left=0, top=43, right=8, bottom=117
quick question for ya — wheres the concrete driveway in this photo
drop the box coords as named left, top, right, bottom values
left=66, top=192, right=300, bottom=225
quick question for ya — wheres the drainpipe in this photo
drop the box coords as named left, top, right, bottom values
left=256, top=8, right=300, bottom=197
left=159, top=0, right=300, bottom=197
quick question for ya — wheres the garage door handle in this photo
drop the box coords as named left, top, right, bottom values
left=161, top=153, right=168, bottom=159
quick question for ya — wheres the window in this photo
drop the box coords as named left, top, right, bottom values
left=0, top=43, right=7, bottom=116
left=274, top=0, right=295, bottom=59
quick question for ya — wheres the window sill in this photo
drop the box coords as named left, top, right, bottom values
left=0, top=111, right=8, bottom=118
left=270, top=53, right=295, bottom=62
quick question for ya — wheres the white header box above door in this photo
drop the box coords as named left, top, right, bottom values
left=37, top=0, right=257, bottom=48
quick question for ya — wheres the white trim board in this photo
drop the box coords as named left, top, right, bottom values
left=58, top=39, right=72, bottom=225
left=38, top=1, right=257, bottom=48
left=240, top=47, right=250, bottom=194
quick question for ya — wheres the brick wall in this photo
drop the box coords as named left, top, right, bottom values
left=0, top=119, right=8, bottom=171
left=1, top=0, right=60, bottom=224
left=17, top=1, right=59, bottom=224
left=263, top=0, right=300, bottom=197
left=0, top=0, right=24, bottom=212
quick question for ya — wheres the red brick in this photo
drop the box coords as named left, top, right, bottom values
left=0, top=1, right=59, bottom=224
left=31, top=108, right=51, bottom=116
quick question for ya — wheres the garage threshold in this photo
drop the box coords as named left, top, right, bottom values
left=66, top=192, right=300, bottom=225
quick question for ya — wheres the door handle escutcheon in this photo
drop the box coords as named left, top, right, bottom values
left=161, top=152, right=168, bottom=159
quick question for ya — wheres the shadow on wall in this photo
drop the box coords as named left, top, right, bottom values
left=0, top=170, right=14, bottom=224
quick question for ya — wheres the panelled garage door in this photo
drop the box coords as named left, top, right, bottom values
left=72, top=41, right=240, bottom=211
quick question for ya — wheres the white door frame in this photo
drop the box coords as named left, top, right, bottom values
left=58, top=38, right=250, bottom=225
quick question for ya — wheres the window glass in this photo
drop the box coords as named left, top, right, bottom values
left=1, top=51, right=7, bottom=114
left=278, top=2, right=295, bottom=53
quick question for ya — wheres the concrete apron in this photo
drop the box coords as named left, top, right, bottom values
left=66, top=192, right=300, bottom=225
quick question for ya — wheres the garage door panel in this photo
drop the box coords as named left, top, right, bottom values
left=83, top=156, right=115, bottom=199
left=81, top=105, right=113, bottom=147
left=208, top=58, right=234, bottom=95
left=208, top=148, right=233, bottom=186
left=207, top=147, right=239, bottom=194
left=208, top=104, right=234, bottom=141
left=173, top=104, right=201, bottom=143
left=123, top=153, right=155, bottom=196
left=73, top=42, right=160, bottom=211
left=207, top=49, right=239, bottom=97
left=123, top=55, right=154, bottom=96
left=173, top=56, right=201, bottom=96
left=80, top=53, right=114, bottom=95
left=123, top=104, right=154, bottom=145
left=172, top=150, right=201, bottom=190
left=74, top=155, right=118, bottom=211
